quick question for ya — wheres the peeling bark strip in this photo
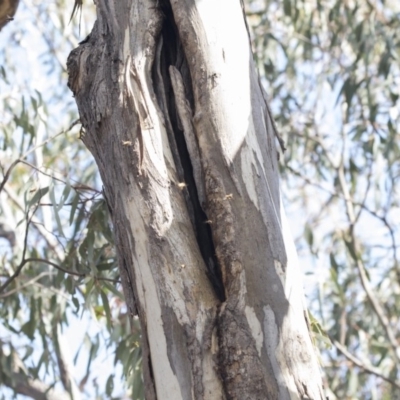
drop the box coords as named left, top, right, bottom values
left=67, top=0, right=325, bottom=399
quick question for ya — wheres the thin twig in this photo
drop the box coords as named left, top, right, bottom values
left=0, top=256, right=120, bottom=293
left=0, top=159, right=20, bottom=194
left=4, top=185, right=65, bottom=260
left=337, top=163, right=400, bottom=363
left=0, top=120, right=80, bottom=194
left=24, top=258, right=120, bottom=283
left=288, top=163, right=400, bottom=360
left=0, top=208, right=35, bottom=293
left=0, top=271, right=54, bottom=298
left=354, top=157, right=373, bottom=225
left=25, top=258, right=85, bottom=277
left=332, top=339, right=400, bottom=390
left=286, top=165, right=398, bottom=269
left=19, top=160, right=99, bottom=193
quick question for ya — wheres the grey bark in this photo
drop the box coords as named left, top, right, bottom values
left=67, top=0, right=325, bottom=399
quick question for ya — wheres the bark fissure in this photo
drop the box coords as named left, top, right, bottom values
left=154, top=3, right=225, bottom=302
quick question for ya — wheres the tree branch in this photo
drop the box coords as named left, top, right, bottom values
left=337, top=163, right=400, bottom=363
left=0, top=120, right=80, bottom=195
left=2, top=372, right=71, bottom=400
left=53, top=325, right=82, bottom=400
left=0, top=343, right=71, bottom=400
left=332, top=339, right=400, bottom=390
left=0, top=209, right=34, bottom=292
left=0, top=271, right=53, bottom=298
left=0, top=256, right=120, bottom=294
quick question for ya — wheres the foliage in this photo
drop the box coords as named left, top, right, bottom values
left=0, top=0, right=399, bottom=399
left=0, top=1, right=141, bottom=398
left=248, top=0, right=400, bottom=398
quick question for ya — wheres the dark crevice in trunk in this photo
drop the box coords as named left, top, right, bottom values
left=153, top=2, right=225, bottom=302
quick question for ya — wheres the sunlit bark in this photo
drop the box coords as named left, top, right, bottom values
left=67, top=1, right=325, bottom=398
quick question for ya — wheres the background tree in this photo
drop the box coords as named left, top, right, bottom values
left=0, top=1, right=140, bottom=399
left=246, top=1, right=400, bottom=398
left=0, top=0, right=399, bottom=399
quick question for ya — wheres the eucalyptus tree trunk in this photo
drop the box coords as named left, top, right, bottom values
left=67, top=0, right=325, bottom=399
